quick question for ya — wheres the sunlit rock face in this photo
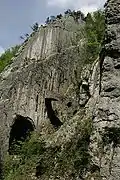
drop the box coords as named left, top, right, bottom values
left=0, top=15, right=88, bottom=155
left=88, top=0, right=120, bottom=179
left=0, top=1, right=120, bottom=179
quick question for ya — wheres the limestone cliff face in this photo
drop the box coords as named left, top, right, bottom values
left=88, top=0, right=120, bottom=179
left=0, top=16, right=88, bottom=153
left=1, top=0, right=120, bottom=179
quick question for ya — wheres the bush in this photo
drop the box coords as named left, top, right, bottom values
left=0, top=45, right=20, bottom=73
left=85, top=10, right=105, bottom=62
left=3, top=119, right=92, bottom=180
left=3, top=133, right=45, bottom=180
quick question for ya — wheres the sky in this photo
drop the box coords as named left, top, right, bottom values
left=0, top=0, right=106, bottom=54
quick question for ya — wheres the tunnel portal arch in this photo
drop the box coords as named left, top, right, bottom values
left=45, top=98, right=63, bottom=129
left=9, top=115, right=35, bottom=154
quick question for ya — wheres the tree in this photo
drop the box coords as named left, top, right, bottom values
left=76, top=11, right=85, bottom=21
left=45, top=17, right=50, bottom=24
left=50, top=16, right=56, bottom=22
left=64, top=9, right=72, bottom=15
left=25, top=33, right=29, bottom=38
left=20, top=36, right=25, bottom=40
left=56, top=14, right=62, bottom=19
left=31, top=22, right=39, bottom=32
left=71, top=10, right=85, bottom=22
left=0, top=45, right=20, bottom=73
left=85, top=11, right=105, bottom=44
left=85, top=10, right=105, bottom=62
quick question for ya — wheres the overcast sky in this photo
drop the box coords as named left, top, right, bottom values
left=0, top=0, right=106, bottom=54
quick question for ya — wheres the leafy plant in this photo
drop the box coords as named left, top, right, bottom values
left=85, top=10, right=105, bottom=62
left=3, top=118, right=92, bottom=180
left=4, top=133, right=45, bottom=180
left=0, top=45, right=20, bottom=73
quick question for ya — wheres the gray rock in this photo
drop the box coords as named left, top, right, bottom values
left=88, top=1, right=120, bottom=179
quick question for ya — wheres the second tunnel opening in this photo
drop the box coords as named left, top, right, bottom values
left=45, top=98, right=63, bottom=129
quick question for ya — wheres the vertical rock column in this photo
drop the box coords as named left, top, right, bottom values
left=89, top=0, right=120, bottom=179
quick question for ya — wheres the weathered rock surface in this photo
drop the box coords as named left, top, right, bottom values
left=0, top=16, right=88, bottom=155
left=1, top=0, right=120, bottom=179
left=88, top=0, right=120, bottom=179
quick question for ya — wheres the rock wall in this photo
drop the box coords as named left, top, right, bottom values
left=1, top=0, right=120, bottom=179
left=88, top=0, right=120, bottom=179
left=0, top=16, right=88, bottom=155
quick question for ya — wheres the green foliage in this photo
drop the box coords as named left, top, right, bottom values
left=85, top=10, right=105, bottom=62
left=4, top=133, right=45, bottom=180
left=4, top=119, right=92, bottom=180
left=35, top=118, right=92, bottom=179
left=0, top=45, right=20, bottom=73
left=2, top=10, right=105, bottom=180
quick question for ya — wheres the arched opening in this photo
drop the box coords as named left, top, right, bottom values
left=67, top=102, right=72, bottom=108
left=9, top=115, right=35, bottom=154
left=45, top=98, right=63, bottom=129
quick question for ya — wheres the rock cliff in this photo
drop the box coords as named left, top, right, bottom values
left=88, top=0, right=120, bottom=179
left=0, top=0, right=120, bottom=179
left=0, top=15, right=88, bottom=161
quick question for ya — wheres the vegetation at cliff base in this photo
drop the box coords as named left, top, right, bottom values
left=3, top=118, right=92, bottom=180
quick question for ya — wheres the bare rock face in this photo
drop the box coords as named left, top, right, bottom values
left=88, top=0, right=120, bottom=179
left=0, top=16, right=89, bottom=156
left=1, top=0, right=120, bottom=179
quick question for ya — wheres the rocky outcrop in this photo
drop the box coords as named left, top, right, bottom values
left=0, top=16, right=89, bottom=157
left=1, top=0, right=120, bottom=179
left=88, top=0, right=120, bottom=179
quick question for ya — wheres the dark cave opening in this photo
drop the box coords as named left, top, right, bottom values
left=67, top=102, right=72, bottom=108
left=45, top=98, right=63, bottom=129
left=9, top=115, right=34, bottom=154
left=73, top=110, right=77, bottom=115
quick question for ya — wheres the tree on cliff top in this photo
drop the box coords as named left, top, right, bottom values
left=31, top=22, right=39, bottom=32
left=85, top=10, right=105, bottom=61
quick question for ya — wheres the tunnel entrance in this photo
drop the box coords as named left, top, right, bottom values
left=9, top=115, right=35, bottom=154
left=45, top=98, right=63, bottom=129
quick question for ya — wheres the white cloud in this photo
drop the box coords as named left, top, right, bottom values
left=80, top=5, right=98, bottom=15
left=47, top=0, right=73, bottom=7
left=0, top=46, right=4, bottom=56
left=47, top=0, right=106, bottom=15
